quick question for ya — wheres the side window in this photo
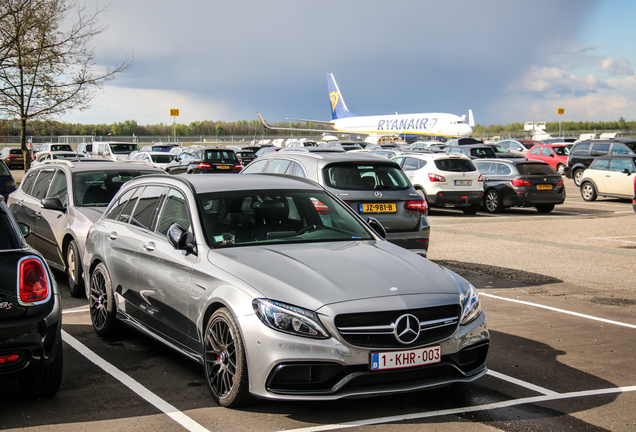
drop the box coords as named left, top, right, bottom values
left=392, top=157, right=404, bottom=167
left=105, top=187, right=138, bottom=221
left=571, top=143, right=590, bottom=155
left=266, top=159, right=291, bottom=174
left=46, top=170, right=68, bottom=206
left=540, top=147, right=554, bottom=156
left=609, top=158, right=633, bottom=172
left=611, top=144, right=631, bottom=155
left=529, top=147, right=541, bottom=155
left=156, top=189, right=191, bottom=237
left=589, top=158, right=610, bottom=170
left=496, top=164, right=512, bottom=175
left=30, top=170, right=55, bottom=200
left=130, top=186, right=166, bottom=231
left=590, top=143, right=610, bottom=156
left=20, top=170, right=38, bottom=196
left=287, top=161, right=307, bottom=178
left=402, top=157, right=420, bottom=171
left=242, top=159, right=269, bottom=174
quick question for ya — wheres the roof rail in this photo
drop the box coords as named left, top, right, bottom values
left=42, top=159, right=74, bottom=168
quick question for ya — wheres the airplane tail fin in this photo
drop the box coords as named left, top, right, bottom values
left=327, top=73, right=357, bottom=120
left=468, top=109, right=475, bottom=127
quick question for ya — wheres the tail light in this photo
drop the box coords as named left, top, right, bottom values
left=197, top=163, right=212, bottom=169
left=428, top=173, right=446, bottom=182
left=6, top=154, right=14, bottom=159
left=404, top=200, right=428, bottom=214
left=6, top=179, right=16, bottom=189
left=18, top=257, right=50, bottom=304
left=233, top=164, right=243, bottom=170
left=0, top=354, right=20, bottom=364
left=556, top=179, right=564, bottom=186
left=511, top=179, right=532, bottom=187
left=478, top=174, right=483, bottom=182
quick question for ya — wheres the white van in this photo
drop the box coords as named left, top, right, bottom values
left=92, top=142, right=139, bottom=161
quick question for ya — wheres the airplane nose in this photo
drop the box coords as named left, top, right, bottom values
left=461, top=125, right=473, bottom=137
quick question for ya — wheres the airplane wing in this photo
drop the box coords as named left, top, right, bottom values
left=257, top=112, right=337, bottom=133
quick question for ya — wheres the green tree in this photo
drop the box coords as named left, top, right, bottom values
left=0, top=0, right=131, bottom=170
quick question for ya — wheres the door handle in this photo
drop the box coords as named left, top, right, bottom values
left=35, top=211, right=41, bottom=218
left=108, top=232, right=117, bottom=240
left=142, top=242, right=155, bottom=252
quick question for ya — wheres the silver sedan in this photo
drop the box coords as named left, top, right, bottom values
left=83, top=173, right=489, bottom=407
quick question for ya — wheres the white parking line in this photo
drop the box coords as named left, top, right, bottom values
left=61, top=331, right=211, bottom=432
left=281, top=385, right=636, bottom=432
left=480, top=293, right=636, bottom=329
left=486, top=370, right=559, bottom=396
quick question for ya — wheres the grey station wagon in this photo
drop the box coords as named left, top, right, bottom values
left=83, top=173, right=489, bottom=407
left=241, top=152, right=430, bottom=256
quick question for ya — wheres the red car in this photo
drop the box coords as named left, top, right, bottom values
left=525, top=144, right=570, bottom=175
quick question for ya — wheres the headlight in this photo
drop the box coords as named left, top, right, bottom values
left=460, top=284, right=482, bottom=325
left=252, top=299, right=330, bottom=339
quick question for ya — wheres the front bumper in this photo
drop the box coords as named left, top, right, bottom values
left=238, top=307, right=489, bottom=401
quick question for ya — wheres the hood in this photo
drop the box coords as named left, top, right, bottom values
left=209, top=241, right=460, bottom=311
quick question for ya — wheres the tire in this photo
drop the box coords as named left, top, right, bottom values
left=462, top=203, right=480, bottom=215
left=20, top=339, right=63, bottom=398
left=557, top=163, right=565, bottom=175
left=66, top=240, right=85, bottom=298
left=581, top=182, right=597, bottom=201
left=484, top=189, right=503, bottom=213
left=536, top=205, right=555, bottom=213
left=89, top=263, right=119, bottom=337
left=573, top=169, right=584, bottom=186
left=204, top=308, right=255, bottom=408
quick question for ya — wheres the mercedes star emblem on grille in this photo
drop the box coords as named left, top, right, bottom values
left=393, top=314, right=421, bottom=344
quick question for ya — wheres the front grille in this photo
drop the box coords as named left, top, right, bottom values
left=334, top=304, right=461, bottom=348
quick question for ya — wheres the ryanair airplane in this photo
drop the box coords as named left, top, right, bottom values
left=257, top=73, right=474, bottom=140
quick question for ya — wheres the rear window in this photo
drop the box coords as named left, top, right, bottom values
left=205, top=150, right=238, bottom=161
left=323, top=163, right=410, bottom=190
left=150, top=154, right=175, bottom=163
left=110, top=143, right=139, bottom=154
left=73, top=170, right=159, bottom=207
left=571, top=143, right=590, bottom=155
left=51, top=144, right=73, bottom=152
left=10, top=149, right=23, bottom=155
left=434, top=158, right=476, bottom=172
left=516, top=163, right=557, bottom=175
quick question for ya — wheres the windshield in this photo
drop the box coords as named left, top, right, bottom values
left=110, top=144, right=139, bottom=154
left=73, top=170, right=159, bottom=207
left=51, top=144, right=73, bottom=152
left=323, top=163, right=410, bottom=190
left=198, top=190, right=374, bottom=248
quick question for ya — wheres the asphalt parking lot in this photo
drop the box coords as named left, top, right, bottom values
left=1, top=173, right=635, bottom=431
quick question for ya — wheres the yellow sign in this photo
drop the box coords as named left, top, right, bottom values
left=557, top=108, right=564, bottom=115
left=170, top=109, right=179, bottom=116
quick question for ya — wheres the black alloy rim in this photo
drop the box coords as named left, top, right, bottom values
left=90, top=270, right=107, bottom=330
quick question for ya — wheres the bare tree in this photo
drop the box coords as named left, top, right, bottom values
left=0, top=0, right=131, bottom=170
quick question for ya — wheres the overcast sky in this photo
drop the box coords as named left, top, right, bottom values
left=59, top=0, right=636, bottom=127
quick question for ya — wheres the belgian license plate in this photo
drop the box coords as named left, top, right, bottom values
left=217, top=165, right=231, bottom=169
left=455, top=180, right=471, bottom=186
left=360, top=203, right=396, bottom=213
left=370, top=345, right=441, bottom=371
left=537, top=184, right=553, bottom=190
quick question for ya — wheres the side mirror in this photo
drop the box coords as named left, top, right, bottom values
left=366, top=217, right=386, bottom=239
left=41, top=197, right=66, bottom=212
left=622, top=168, right=631, bottom=175
left=167, top=223, right=197, bottom=255
left=18, top=222, right=30, bottom=238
